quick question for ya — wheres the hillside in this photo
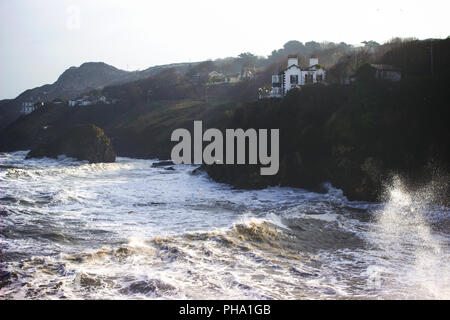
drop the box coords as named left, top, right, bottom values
left=0, top=68, right=240, bottom=158
left=1, top=38, right=449, bottom=202
left=13, top=62, right=130, bottom=105
left=14, top=61, right=201, bottom=103
left=0, top=39, right=362, bottom=131
left=0, top=61, right=197, bottom=131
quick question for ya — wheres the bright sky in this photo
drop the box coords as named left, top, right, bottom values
left=1, top=0, right=449, bottom=99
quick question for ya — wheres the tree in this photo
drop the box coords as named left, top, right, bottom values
left=305, top=41, right=321, bottom=55
left=362, top=40, right=380, bottom=48
left=355, top=63, right=376, bottom=82
left=238, top=52, right=259, bottom=68
left=283, top=40, right=305, bottom=54
left=267, top=49, right=284, bottom=63
left=186, top=60, right=216, bottom=84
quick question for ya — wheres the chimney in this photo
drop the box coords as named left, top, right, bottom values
left=309, top=56, right=319, bottom=67
left=287, top=55, right=299, bottom=67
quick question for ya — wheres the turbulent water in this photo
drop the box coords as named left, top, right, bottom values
left=0, top=151, right=449, bottom=300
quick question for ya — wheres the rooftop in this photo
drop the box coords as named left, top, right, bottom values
left=371, top=64, right=401, bottom=71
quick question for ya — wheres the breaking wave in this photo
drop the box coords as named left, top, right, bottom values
left=0, top=152, right=448, bottom=299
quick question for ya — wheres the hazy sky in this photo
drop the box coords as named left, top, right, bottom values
left=1, top=0, right=449, bottom=99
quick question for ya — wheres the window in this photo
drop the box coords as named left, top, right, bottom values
left=272, top=75, right=280, bottom=83
left=304, top=74, right=314, bottom=84
left=290, top=75, right=298, bottom=84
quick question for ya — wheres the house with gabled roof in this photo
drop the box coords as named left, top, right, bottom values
left=270, top=55, right=326, bottom=98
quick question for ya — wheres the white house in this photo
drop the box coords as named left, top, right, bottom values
left=224, top=74, right=240, bottom=83
left=80, top=99, right=92, bottom=106
left=208, top=71, right=225, bottom=80
left=271, top=55, right=326, bottom=98
left=241, top=67, right=255, bottom=80
left=371, top=64, right=401, bottom=82
left=21, top=102, right=34, bottom=114
left=21, top=102, right=43, bottom=114
left=69, top=95, right=114, bottom=107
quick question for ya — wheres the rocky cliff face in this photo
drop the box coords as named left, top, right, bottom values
left=3, top=76, right=449, bottom=202
left=204, top=78, right=450, bottom=203
left=26, top=124, right=116, bottom=163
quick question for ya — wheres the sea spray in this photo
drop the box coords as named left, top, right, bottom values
left=367, top=176, right=450, bottom=299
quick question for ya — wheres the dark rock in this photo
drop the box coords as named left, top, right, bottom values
left=0, top=165, right=19, bottom=170
left=164, top=166, right=175, bottom=171
left=26, top=124, right=116, bottom=163
left=0, top=271, right=11, bottom=280
left=78, top=273, right=103, bottom=288
left=204, top=164, right=273, bottom=190
left=289, top=267, right=318, bottom=278
left=151, top=160, right=174, bottom=167
left=191, top=166, right=204, bottom=175
left=119, top=279, right=175, bottom=295
left=0, top=196, right=16, bottom=202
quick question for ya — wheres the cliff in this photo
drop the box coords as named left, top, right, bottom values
left=2, top=39, right=450, bottom=202
left=26, top=124, right=116, bottom=163
left=204, top=77, right=450, bottom=202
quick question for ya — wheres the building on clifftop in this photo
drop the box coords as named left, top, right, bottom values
left=269, top=55, right=326, bottom=98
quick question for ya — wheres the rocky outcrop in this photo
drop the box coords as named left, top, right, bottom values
left=151, top=160, right=174, bottom=167
left=204, top=76, right=450, bottom=202
left=26, top=124, right=116, bottom=163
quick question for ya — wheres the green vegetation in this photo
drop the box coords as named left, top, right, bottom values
left=1, top=38, right=449, bottom=201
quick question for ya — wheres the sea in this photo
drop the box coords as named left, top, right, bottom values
left=0, top=151, right=449, bottom=299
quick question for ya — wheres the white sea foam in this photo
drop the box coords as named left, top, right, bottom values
left=0, top=152, right=448, bottom=299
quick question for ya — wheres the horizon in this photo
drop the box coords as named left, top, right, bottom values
left=1, top=0, right=449, bottom=99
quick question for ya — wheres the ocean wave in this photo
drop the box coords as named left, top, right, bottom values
left=1, top=153, right=449, bottom=300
